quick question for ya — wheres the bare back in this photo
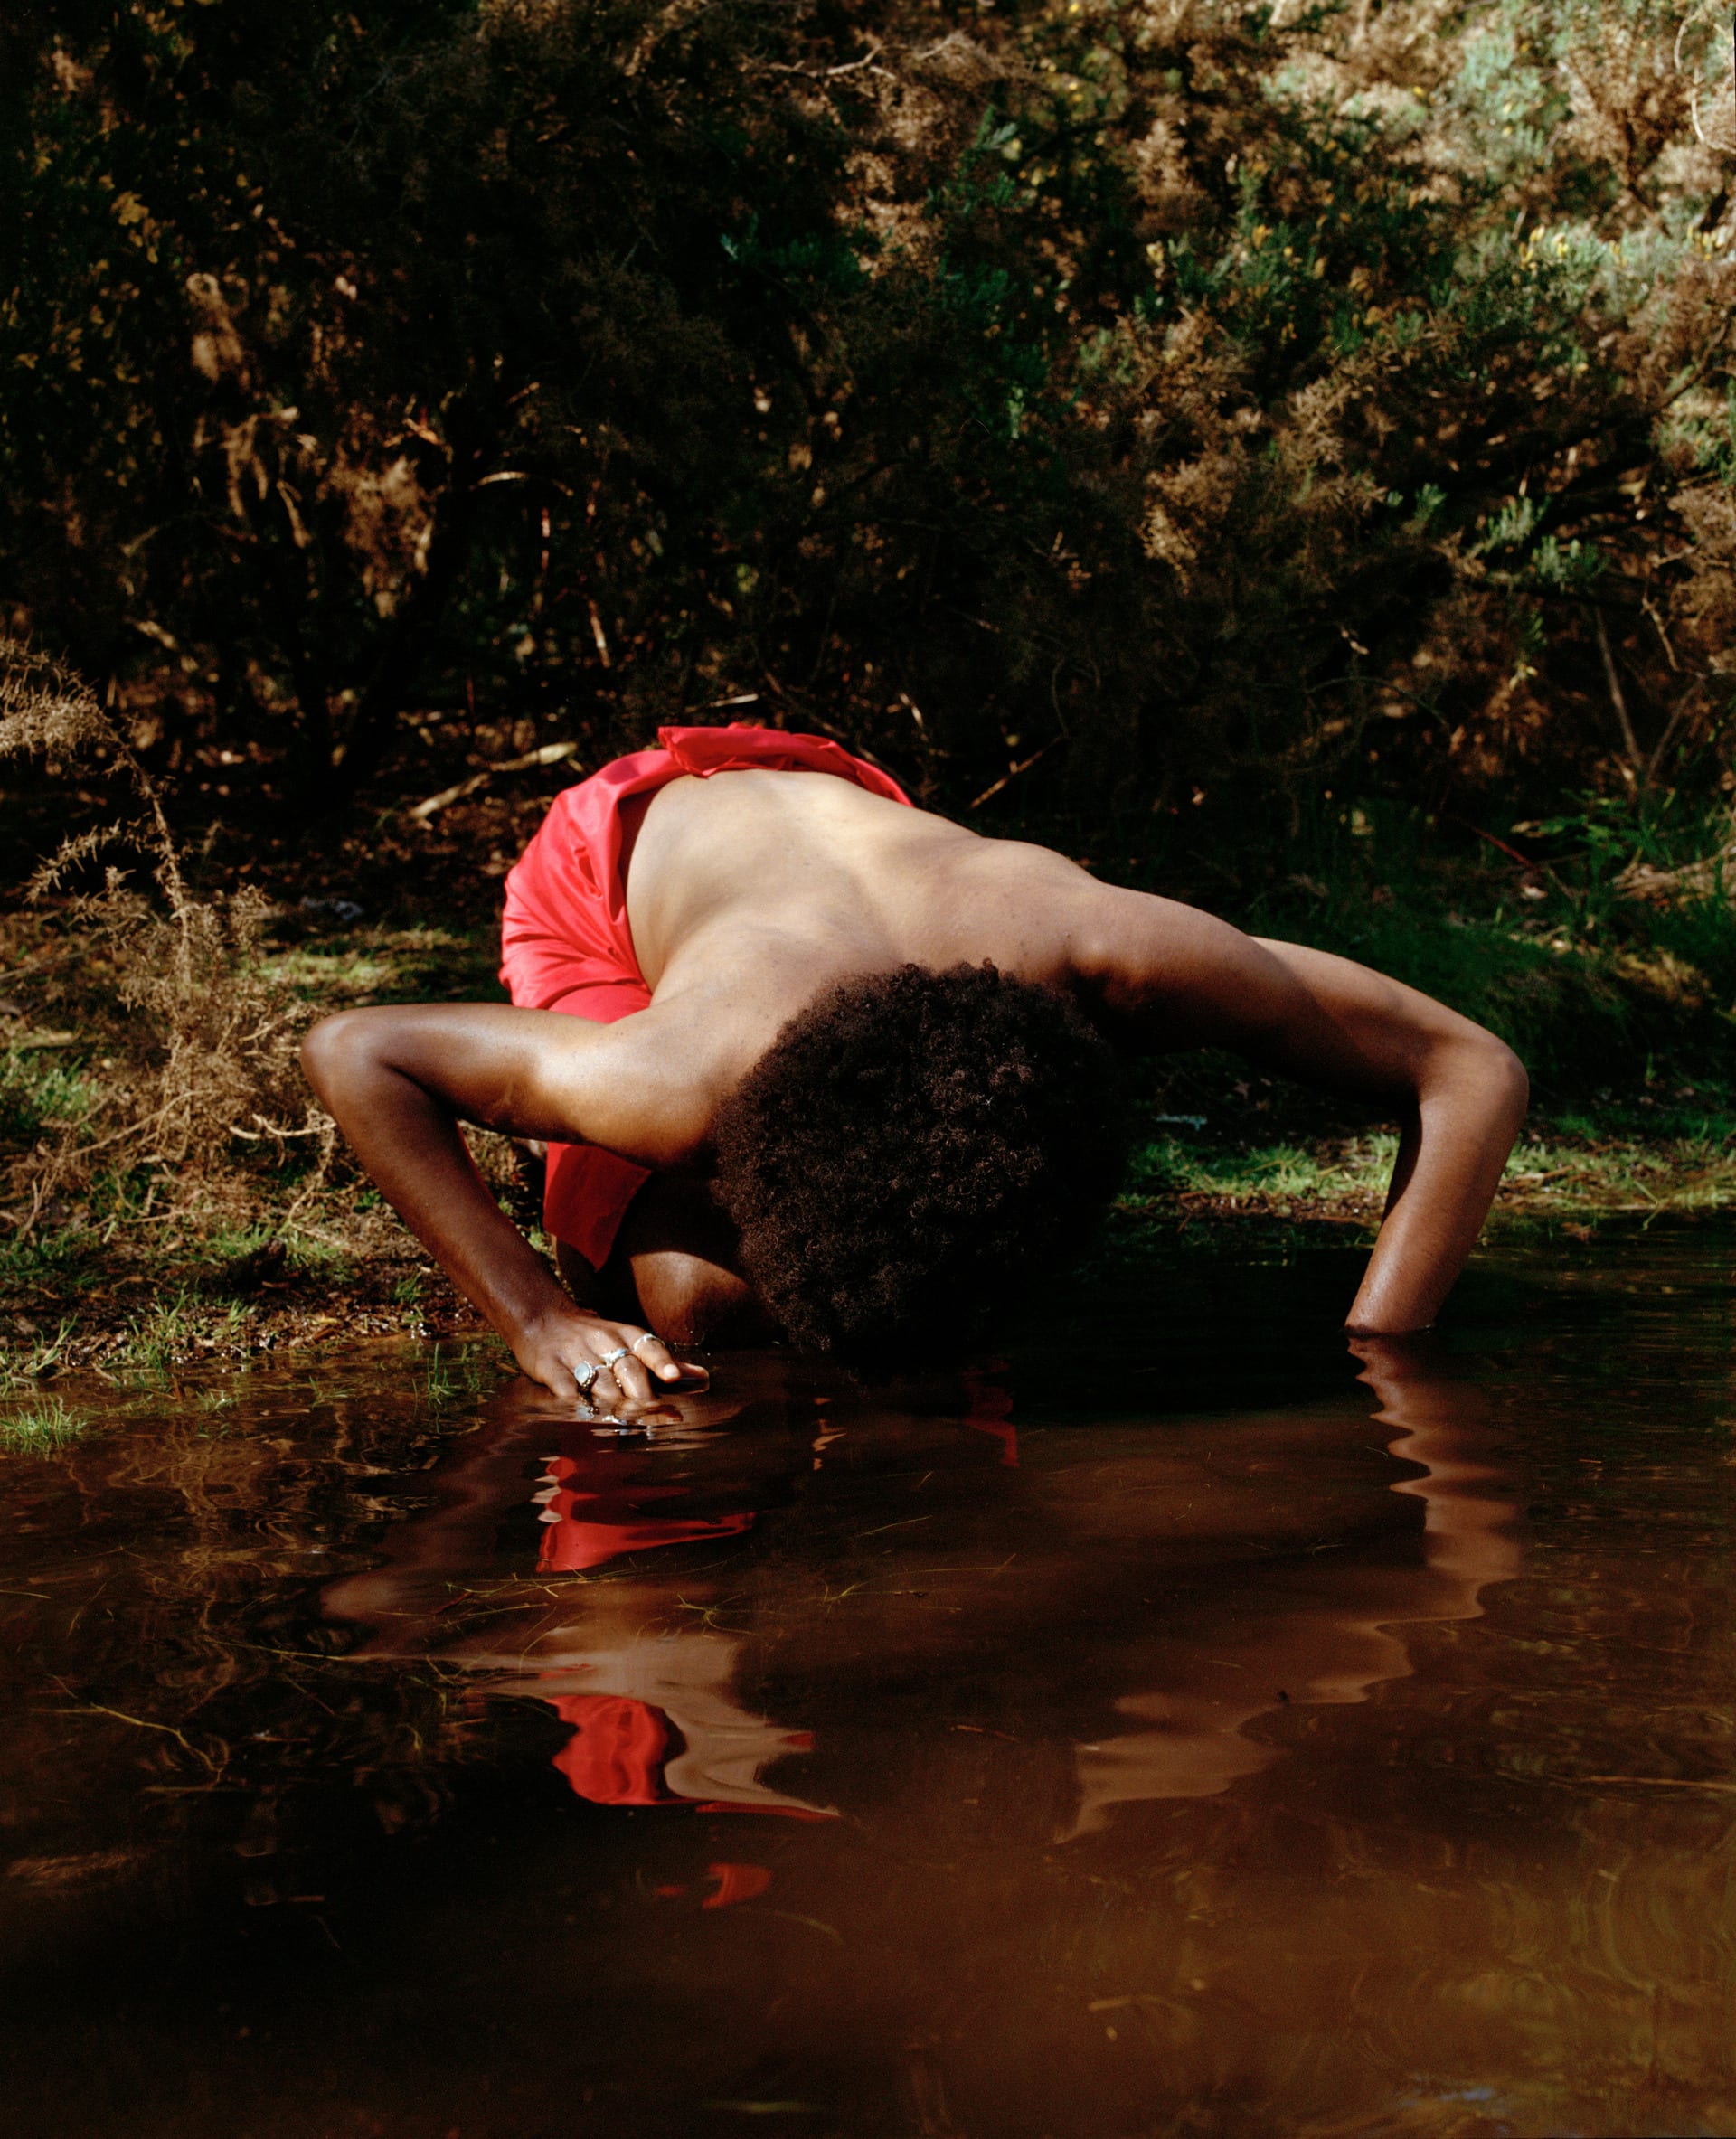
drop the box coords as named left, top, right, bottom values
left=607, top=768, right=1106, bottom=1140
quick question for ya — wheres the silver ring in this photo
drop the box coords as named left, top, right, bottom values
left=573, top=1360, right=598, bottom=1394
left=629, top=1332, right=660, bottom=1356
left=599, top=1346, right=629, bottom=1371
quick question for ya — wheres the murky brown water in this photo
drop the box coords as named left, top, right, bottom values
left=3, top=1232, right=1734, bottom=2138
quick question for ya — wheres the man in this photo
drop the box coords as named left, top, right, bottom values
left=302, top=724, right=1528, bottom=1408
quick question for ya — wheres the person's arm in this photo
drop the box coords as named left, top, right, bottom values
left=300, top=1003, right=708, bottom=1402
left=1081, top=894, right=1529, bottom=1332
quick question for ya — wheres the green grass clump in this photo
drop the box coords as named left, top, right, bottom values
left=1, top=1395, right=86, bottom=1451
left=113, top=1288, right=254, bottom=1376
left=413, top=1343, right=495, bottom=1410
left=0, top=1048, right=97, bottom=1144
left=0, top=1318, right=77, bottom=1389
left=1127, top=1132, right=1397, bottom=1212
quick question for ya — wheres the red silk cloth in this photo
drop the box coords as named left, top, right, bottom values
left=499, top=725, right=911, bottom=1266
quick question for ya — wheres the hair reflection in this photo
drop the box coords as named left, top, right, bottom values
left=322, top=1336, right=1524, bottom=1842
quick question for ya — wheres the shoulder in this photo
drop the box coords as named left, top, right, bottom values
left=935, top=844, right=1257, bottom=1024
left=1059, top=884, right=1291, bottom=1044
left=564, top=1005, right=735, bottom=1169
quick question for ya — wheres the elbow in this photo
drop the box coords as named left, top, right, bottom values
left=1466, top=1031, right=1529, bottom=1128
left=1491, top=1036, right=1530, bottom=1124
left=299, top=1008, right=381, bottom=1107
left=1418, top=1029, right=1527, bottom=1132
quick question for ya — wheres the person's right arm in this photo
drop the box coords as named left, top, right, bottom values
left=300, top=1004, right=706, bottom=1402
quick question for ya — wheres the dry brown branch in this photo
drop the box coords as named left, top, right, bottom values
left=1616, top=835, right=1736, bottom=903
left=0, top=639, right=320, bottom=1238
left=406, top=739, right=580, bottom=822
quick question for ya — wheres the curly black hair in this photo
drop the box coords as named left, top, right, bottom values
left=712, top=962, right=1129, bottom=1361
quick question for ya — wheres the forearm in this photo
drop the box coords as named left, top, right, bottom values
left=1346, top=1050, right=1529, bottom=1333
left=302, top=1025, right=571, bottom=1347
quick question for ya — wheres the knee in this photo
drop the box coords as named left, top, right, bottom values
left=609, top=1173, right=778, bottom=1344
left=633, top=1250, right=763, bottom=1347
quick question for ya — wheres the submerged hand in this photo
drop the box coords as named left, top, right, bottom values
left=513, top=1305, right=708, bottom=1409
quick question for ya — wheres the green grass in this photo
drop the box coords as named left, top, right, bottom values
left=0, top=1395, right=87, bottom=1451
left=0, top=1317, right=77, bottom=1389
left=266, top=921, right=504, bottom=1010
left=1118, top=1119, right=1736, bottom=1230
left=412, top=1343, right=495, bottom=1409
left=112, top=1287, right=255, bottom=1376
left=0, top=1048, right=99, bottom=1145
left=1234, top=792, right=1736, bottom=1103
left=1127, top=1130, right=1397, bottom=1212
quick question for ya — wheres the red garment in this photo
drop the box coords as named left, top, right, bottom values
left=546, top=1693, right=828, bottom=1818
left=535, top=1454, right=754, bottom=1574
left=548, top=1692, right=675, bottom=1805
left=500, top=724, right=912, bottom=1266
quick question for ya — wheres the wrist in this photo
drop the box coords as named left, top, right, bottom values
left=503, top=1273, right=586, bottom=1349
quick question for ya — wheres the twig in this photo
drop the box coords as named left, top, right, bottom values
left=1445, top=816, right=1542, bottom=872
left=1591, top=608, right=1645, bottom=778
left=408, top=740, right=580, bottom=823
left=968, top=738, right=1061, bottom=811
left=44, top=1701, right=222, bottom=1774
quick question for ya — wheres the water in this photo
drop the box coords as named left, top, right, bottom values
left=3, top=1230, right=1734, bottom=2138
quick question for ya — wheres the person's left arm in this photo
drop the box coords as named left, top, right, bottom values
left=1077, top=891, right=1529, bottom=1333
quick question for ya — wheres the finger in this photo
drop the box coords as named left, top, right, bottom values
left=554, top=1364, right=592, bottom=1405
left=627, top=1331, right=687, bottom=1385
left=591, top=1365, right=632, bottom=1413
left=588, top=1340, right=654, bottom=1407
left=629, top=1334, right=706, bottom=1386
left=611, top=1350, right=657, bottom=1405
left=559, top=1346, right=611, bottom=1410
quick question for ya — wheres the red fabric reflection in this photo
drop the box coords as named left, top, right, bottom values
left=703, top=1862, right=773, bottom=1908
left=535, top=1453, right=754, bottom=1574
left=964, top=1364, right=1018, bottom=1467
left=544, top=1693, right=828, bottom=1818
left=532, top=1453, right=807, bottom=1815
left=548, top=1693, right=676, bottom=1806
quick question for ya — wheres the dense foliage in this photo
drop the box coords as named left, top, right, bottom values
left=5, top=0, right=1735, bottom=828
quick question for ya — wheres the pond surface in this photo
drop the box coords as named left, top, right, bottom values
left=2, top=1230, right=1734, bottom=2138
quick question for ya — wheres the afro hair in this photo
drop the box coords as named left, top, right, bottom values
left=712, top=961, right=1128, bottom=1361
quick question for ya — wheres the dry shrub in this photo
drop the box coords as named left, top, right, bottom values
left=0, top=639, right=327, bottom=1239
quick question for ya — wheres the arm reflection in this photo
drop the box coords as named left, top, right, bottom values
left=323, top=1368, right=835, bottom=1819
left=1067, top=1334, right=1524, bottom=1835
left=319, top=1343, right=1527, bottom=1842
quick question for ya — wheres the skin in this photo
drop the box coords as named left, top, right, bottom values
left=301, top=768, right=1529, bottom=1406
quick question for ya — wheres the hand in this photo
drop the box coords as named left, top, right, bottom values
left=512, top=1305, right=709, bottom=1409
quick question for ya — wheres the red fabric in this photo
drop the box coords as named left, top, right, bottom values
left=500, top=724, right=913, bottom=1266
left=535, top=1452, right=755, bottom=1573
left=547, top=1693, right=674, bottom=1805
left=702, top=1862, right=773, bottom=1908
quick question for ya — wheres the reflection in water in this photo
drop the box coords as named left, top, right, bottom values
left=1068, top=1336, right=1524, bottom=1831
left=323, top=1334, right=1525, bottom=1846
left=324, top=1389, right=835, bottom=1818
left=5, top=1238, right=1736, bottom=2139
